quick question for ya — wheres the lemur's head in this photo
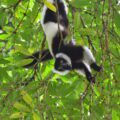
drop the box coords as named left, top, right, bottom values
left=53, top=53, right=72, bottom=75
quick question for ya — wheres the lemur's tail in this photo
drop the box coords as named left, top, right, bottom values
left=23, top=49, right=53, bottom=68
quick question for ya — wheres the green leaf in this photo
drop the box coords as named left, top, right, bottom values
left=16, top=58, right=34, bottom=67
left=29, top=0, right=35, bottom=10
left=70, top=0, right=91, bottom=8
left=80, top=28, right=95, bottom=36
left=93, top=86, right=100, bottom=97
left=0, top=59, right=10, bottom=64
left=14, top=102, right=30, bottom=112
left=10, top=112, right=27, bottom=119
left=0, top=34, right=10, bottom=40
left=3, top=0, right=18, bottom=6
left=21, top=91, right=34, bottom=108
left=114, top=12, right=120, bottom=31
left=14, top=45, right=31, bottom=55
left=3, top=26, right=14, bottom=33
left=112, top=110, right=119, bottom=120
left=74, top=12, right=80, bottom=30
left=0, top=67, right=11, bottom=80
left=44, top=1, right=56, bottom=12
left=0, top=12, right=7, bottom=26
left=33, top=112, right=41, bottom=120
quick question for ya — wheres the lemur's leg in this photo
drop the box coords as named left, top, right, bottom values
left=72, top=61, right=94, bottom=82
left=83, top=46, right=102, bottom=72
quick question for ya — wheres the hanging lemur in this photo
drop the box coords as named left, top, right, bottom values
left=25, top=0, right=102, bottom=83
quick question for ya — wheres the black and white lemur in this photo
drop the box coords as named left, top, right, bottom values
left=25, top=0, right=102, bottom=83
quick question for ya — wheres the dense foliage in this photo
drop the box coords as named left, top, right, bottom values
left=0, top=0, right=120, bottom=119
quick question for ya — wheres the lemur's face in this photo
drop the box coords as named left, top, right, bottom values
left=55, top=57, right=72, bottom=71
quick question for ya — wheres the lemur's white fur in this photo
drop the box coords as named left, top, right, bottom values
left=42, top=22, right=64, bottom=57
left=41, top=0, right=68, bottom=57
left=53, top=68, right=69, bottom=75
left=56, top=53, right=72, bottom=66
left=83, top=46, right=95, bottom=65
left=76, top=47, right=95, bottom=76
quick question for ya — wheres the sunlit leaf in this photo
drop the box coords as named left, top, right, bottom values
left=0, top=34, right=10, bottom=40
left=14, top=45, right=31, bottom=55
left=16, top=58, right=33, bottom=67
left=33, top=112, right=41, bottom=120
left=14, top=102, right=30, bottom=112
left=70, top=0, right=91, bottom=8
left=21, top=91, right=34, bottom=108
left=10, top=112, right=27, bottom=119
left=74, top=12, right=80, bottom=30
left=3, top=26, right=14, bottom=33
left=0, top=59, right=10, bottom=64
left=44, top=1, right=56, bottom=12
left=93, top=86, right=100, bottom=97
left=114, top=12, right=120, bottom=30
left=112, top=110, right=119, bottom=120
